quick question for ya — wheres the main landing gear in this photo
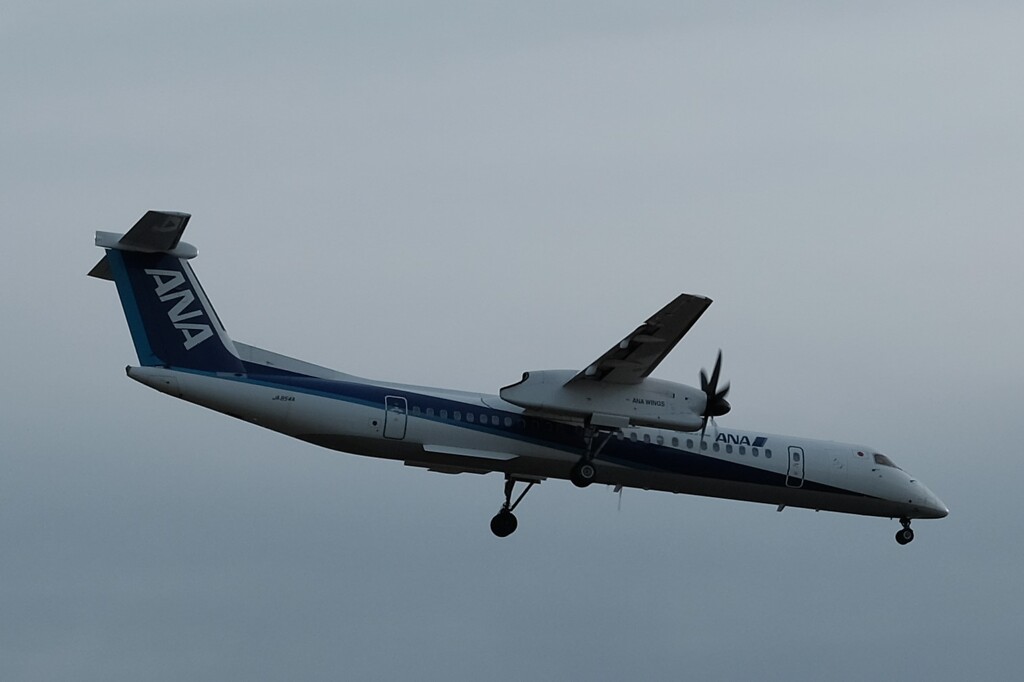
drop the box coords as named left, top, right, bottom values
left=490, top=475, right=538, bottom=538
left=895, top=517, right=915, bottom=545
left=570, top=426, right=618, bottom=488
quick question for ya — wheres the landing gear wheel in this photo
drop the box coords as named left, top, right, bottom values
left=490, top=509, right=518, bottom=538
left=895, top=527, right=914, bottom=545
left=570, top=461, right=597, bottom=488
left=895, top=517, right=914, bottom=545
left=490, top=476, right=536, bottom=538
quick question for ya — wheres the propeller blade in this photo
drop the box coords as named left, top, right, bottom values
left=709, top=350, right=722, bottom=392
left=698, top=351, right=731, bottom=420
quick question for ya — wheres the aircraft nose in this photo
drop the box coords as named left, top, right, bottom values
left=921, top=486, right=949, bottom=519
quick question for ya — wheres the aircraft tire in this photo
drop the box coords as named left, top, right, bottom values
left=490, top=510, right=518, bottom=538
left=895, top=528, right=914, bottom=545
left=570, top=461, right=596, bottom=488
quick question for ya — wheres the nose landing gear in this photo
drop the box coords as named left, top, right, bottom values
left=895, top=517, right=915, bottom=545
left=489, top=475, right=539, bottom=538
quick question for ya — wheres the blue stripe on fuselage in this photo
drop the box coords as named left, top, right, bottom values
left=172, top=363, right=869, bottom=499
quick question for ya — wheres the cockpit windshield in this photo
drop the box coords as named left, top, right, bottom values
left=873, top=453, right=901, bottom=470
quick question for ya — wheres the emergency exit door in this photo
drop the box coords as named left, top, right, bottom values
left=786, top=446, right=805, bottom=488
left=384, top=396, right=407, bottom=439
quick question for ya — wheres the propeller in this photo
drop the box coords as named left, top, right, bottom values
left=699, top=350, right=731, bottom=441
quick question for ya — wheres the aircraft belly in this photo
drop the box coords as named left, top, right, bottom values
left=297, top=433, right=422, bottom=461
left=604, top=466, right=891, bottom=517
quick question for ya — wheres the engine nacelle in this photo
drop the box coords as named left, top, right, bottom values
left=499, top=370, right=706, bottom=431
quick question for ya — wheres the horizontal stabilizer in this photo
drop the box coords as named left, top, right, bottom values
left=120, top=211, right=190, bottom=252
left=89, top=211, right=197, bottom=279
left=87, top=255, right=113, bottom=280
left=94, top=211, right=198, bottom=261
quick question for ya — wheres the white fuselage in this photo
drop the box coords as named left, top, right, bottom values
left=127, top=363, right=949, bottom=522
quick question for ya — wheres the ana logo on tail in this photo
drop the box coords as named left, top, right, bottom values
left=144, top=268, right=213, bottom=350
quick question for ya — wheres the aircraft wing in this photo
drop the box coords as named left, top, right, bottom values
left=568, top=293, right=712, bottom=385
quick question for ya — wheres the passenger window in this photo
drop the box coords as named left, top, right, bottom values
left=440, top=410, right=447, bottom=419
left=643, top=434, right=651, bottom=443
left=426, top=408, right=434, bottom=417
left=504, top=417, right=512, bottom=427
left=713, top=443, right=720, bottom=452
left=765, top=449, right=772, bottom=459
left=752, top=448, right=759, bottom=457
left=467, top=413, right=475, bottom=423
left=687, top=439, right=694, bottom=449
left=793, top=452, right=800, bottom=462
left=412, top=406, right=421, bottom=415
left=739, top=446, right=746, bottom=455
left=671, top=437, right=679, bottom=447
left=630, top=432, right=638, bottom=442
left=700, top=441, right=707, bottom=450
left=454, top=411, right=461, bottom=421
left=656, top=435, right=664, bottom=445
left=491, top=415, right=500, bottom=426
left=726, top=445, right=733, bottom=454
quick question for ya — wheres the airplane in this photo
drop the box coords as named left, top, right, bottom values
left=89, top=211, right=948, bottom=544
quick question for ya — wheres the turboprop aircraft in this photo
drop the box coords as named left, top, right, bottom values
left=89, top=211, right=948, bottom=544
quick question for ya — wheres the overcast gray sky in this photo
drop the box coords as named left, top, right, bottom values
left=3, top=2, right=1023, bottom=679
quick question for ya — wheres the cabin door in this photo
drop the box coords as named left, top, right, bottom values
left=384, top=395, right=408, bottom=440
left=786, top=446, right=805, bottom=488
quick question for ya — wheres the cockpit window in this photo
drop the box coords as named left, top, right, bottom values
left=873, top=453, right=901, bottom=469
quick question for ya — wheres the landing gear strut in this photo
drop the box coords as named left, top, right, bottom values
left=570, top=426, right=617, bottom=488
left=895, top=517, right=915, bottom=545
left=490, top=475, right=537, bottom=538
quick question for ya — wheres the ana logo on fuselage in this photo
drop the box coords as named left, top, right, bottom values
left=715, top=432, right=767, bottom=447
left=144, top=268, right=213, bottom=350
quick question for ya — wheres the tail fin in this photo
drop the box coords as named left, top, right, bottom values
left=90, top=211, right=245, bottom=374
